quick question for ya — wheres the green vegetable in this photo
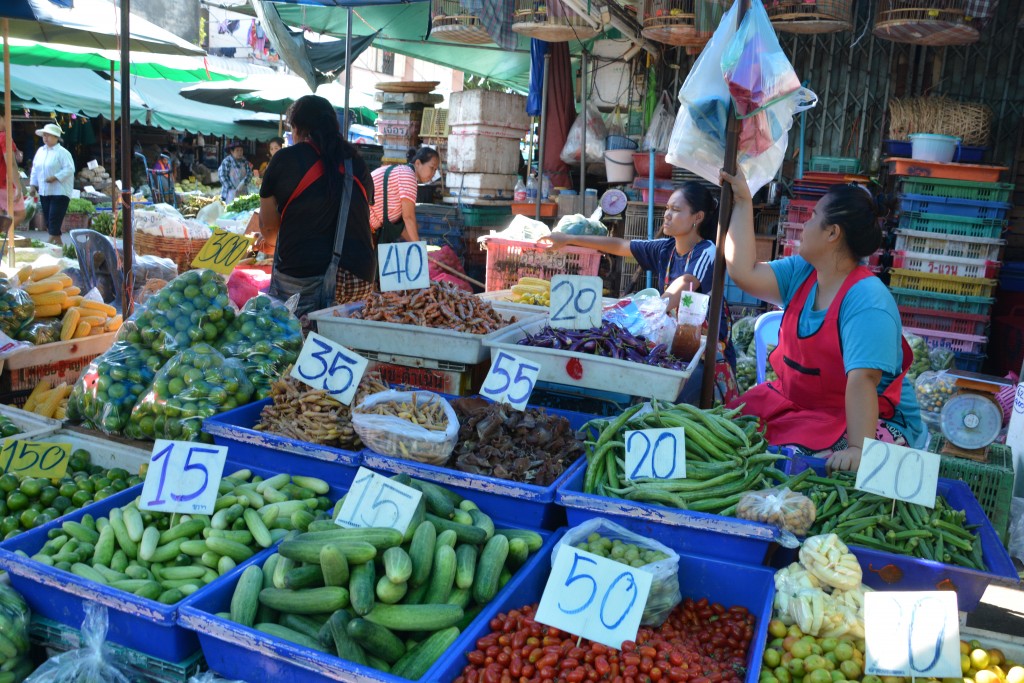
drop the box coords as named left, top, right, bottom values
left=66, top=198, right=96, bottom=215
left=216, top=294, right=302, bottom=400
left=0, top=279, right=34, bottom=338
left=225, top=193, right=261, bottom=213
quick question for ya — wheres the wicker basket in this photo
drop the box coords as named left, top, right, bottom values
left=351, top=390, right=458, bottom=465
left=431, top=0, right=494, bottom=44
left=60, top=212, right=92, bottom=233
left=888, top=96, right=991, bottom=146
left=133, top=231, right=204, bottom=273
left=642, top=0, right=731, bottom=46
left=766, top=0, right=853, bottom=33
left=512, top=0, right=601, bottom=42
left=873, top=0, right=979, bottom=46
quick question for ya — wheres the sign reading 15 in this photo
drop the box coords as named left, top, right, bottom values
left=139, top=440, right=228, bottom=515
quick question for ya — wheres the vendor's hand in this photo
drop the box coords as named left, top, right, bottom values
left=45, top=176, right=57, bottom=183
left=719, top=168, right=752, bottom=203
left=826, top=447, right=862, bottom=475
left=538, top=232, right=571, bottom=249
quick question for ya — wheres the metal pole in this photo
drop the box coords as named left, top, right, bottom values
left=700, top=0, right=750, bottom=409
left=579, top=51, right=587, bottom=203
left=120, top=0, right=134, bottom=316
left=4, top=21, right=15, bottom=267
left=110, top=60, right=117, bottom=230
left=646, top=147, right=654, bottom=289
left=534, top=52, right=550, bottom=221
left=342, top=7, right=353, bottom=137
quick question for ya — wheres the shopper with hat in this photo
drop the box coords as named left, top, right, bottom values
left=218, top=141, right=253, bottom=203
left=28, top=122, right=75, bottom=245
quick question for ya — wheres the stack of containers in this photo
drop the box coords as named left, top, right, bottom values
left=376, top=89, right=443, bottom=165
left=889, top=161, right=1014, bottom=371
left=445, top=90, right=530, bottom=204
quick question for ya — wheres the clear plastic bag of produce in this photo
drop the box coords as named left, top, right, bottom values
left=642, top=91, right=676, bottom=153
left=731, top=315, right=756, bottom=353
left=736, top=487, right=815, bottom=545
left=66, top=341, right=162, bottom=434
left=117, top=269, right=235, bottom=360
left=0, top=278, right=35, bottom=337
left=216, top=294, right=303, bottom=400
left=0, top=584, right=33, bottom=682
left=188, top=674, right=247, bottom=683
left=126, top=343, right=255, bottom=442
left=16, top=318, right=63, bottom=345
left=25, top=603, right=132, bottom=683
left=929, top=346, right=954, bottom=371
left=734, top=353, right=756, bottom=393
left=560, top=102, right=608, bottom=166
left=603, top=294, right=677, bottom=350
left=352, top=390, right=459, bottom=466
left=914, top=370, right=958, bottom=428
left=904, top=331, right=931, bottom=382
left=1008, top=497, right=1024, bottom=566
left=554, top=518, right=681, bottom=627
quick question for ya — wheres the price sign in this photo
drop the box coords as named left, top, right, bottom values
left=624, top=428, right=686, bottom=481
left=855, top=438, right=940, bottom=508
left=549, top=275, right=603, bottom=330
left=480, top=350, right=540, bottom=411
left=87, top=160, right=99, bottom=170
left=864, top=591, right=961, bottom=678
left=535, top=547, right=652, bottom=650
left=335, top=467, right=423, bottom=535
left=0, top=440, right=72, bottom=479
left=84, top=185, right=96, bottom=194
left=379, top=242, right=429, bottom=292
left=291, top=332, right=368, bottom=406
left=191, top=228, right=255, bottom=275
left=139, top=440, right=228, bottom=515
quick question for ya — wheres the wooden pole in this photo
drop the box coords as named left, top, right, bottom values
left=120, top=0, right=134, bottom=315
left=700, top=0, right=750, bottom=409
left=534, top=52, right=550, bottom=221
left=110, top=60, right=117, bottom=232
left=4, top=21, right=15, bottom=267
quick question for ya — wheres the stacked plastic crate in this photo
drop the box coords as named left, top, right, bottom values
left=891, top=170, right=1014, bottom=372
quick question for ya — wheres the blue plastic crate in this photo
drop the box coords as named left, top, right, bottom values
left=784, top=456, right=1017, bottom=611
left=725, top=273, right=762, bottom=307
left=999, top=261, right=1024, bottom=293
left=555, top=466, right=780, bottom=565
left=899, top=193, right=1010, bottom=220
left=431, top=537, right=775, bottom=683
left=954, top=351, right=987, bottom=372
left=0, top=464, right=354, bottom=662
left=203, top=400, right=362, bottom=479
left=361, top=398, right=599, bottom=530
left=177, top=528, right=563, bottom=683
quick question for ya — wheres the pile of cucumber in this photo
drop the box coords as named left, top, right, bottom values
left=21, top=470, right=335, bottom=604
left=222, top=475, right=544, bottom=679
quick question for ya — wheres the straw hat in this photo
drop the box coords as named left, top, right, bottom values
left=35, top=123, right=63, bottom=138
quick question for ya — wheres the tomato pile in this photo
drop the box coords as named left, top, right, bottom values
left=453, top=597, right=755, bottom=683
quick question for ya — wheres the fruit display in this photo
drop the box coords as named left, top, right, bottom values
left=90, top=210, right=123, bottom=238
left=216, top=295, right=302, bottom=400
left=0, top=415, right=18, bottom=439
left=66, top=341, right=163, bottom=434
left=23, top=380, right=74, bottom=420
left=510, top=277, right=551, bottom=306
left=906, top=332, right=932, bottom=382
left=28, top=469, right=334, bottom=604
left=16, top=264, right=83, bottom=323
left=126, top=343, right=255, bottom=442
left=0, top=585, right=33, bottom=682
left=221, top=475, right=544, bottom=679
left=0, top=448, right=144, bottom=539
left=176, top=177, right=215, bottom=195
left=0, top=278, right=34, bottom=337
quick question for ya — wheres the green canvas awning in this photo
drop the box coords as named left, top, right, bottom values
left=1, top=63, right=148, bottom=122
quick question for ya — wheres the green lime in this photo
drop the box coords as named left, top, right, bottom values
left=0, top=474, right=19, bottom=494
left=20, top=478, right=42, bottom=498
left=18, top=508, right=38, bottom=528
left=6, top=491, right=29, bottom=511
left=39, top=486, right=59, bottom=506
left=0, top=516, right=18, bottom=535
left=71, top=490, right=92, bottom=507
left=52, top=496, right=71, bottom=513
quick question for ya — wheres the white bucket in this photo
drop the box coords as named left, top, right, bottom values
left=909, top=133, right=961, bottom=163
left=604, top=149, right=636, bottom=183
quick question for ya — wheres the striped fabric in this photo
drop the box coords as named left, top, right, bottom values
left=335, top=269, right=374, bottom=305
left=370, top=164, right=418, bottom=230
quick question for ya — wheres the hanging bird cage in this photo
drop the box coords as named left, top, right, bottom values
left=766, top=1, right=854, bottom=33
left=512, top=0, right=602, bottom=42
left=431, top=0, right=494, bottom=45
left=873, top=0, right=979, bottom=46
left=641, top=0, right=731, bottom=47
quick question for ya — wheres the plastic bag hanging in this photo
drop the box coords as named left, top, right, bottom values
left=26, top=603, right=133, bottom=683
left=560, top=103, right=609, bottom=166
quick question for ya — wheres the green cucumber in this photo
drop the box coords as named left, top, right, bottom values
left=408, top=521, right=436, bottom=588
left=390, top=627, right=461, bottom=679
left=454, top=544, right=477, bottom=590
left=346, top=618, right=406, bottom=664
left=382, top=547, right=412, bottom=584
left=364, top=603, right=463, bottom=632
left=285, top=564, right=325, bottom=590
left=424, top=514, right=486, bottom=545
left=424, top=544, right=456, bottom=605
left=375, top=575, right=408, bottom=604
left=473, top=534, right=509, bottom=604
left=326, top=609, right=366, bottom=664
left=349, top=561, right=376, bottom=616
left=320, top=545, right=350, bottom=587
left=230, top=565, right=263, bottom=627
left=258, top=587, right=350, bottom=615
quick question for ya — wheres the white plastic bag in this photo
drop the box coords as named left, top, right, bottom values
left=196, top=199, right=225, bottom=225
left=642, top=92, right=676, bottom=152
left=561, top=103, right=608, bottom=166
left=26, top=603, right=132, bottom=683
left=352, top=390, right=460, bottom=465
left=553, top=518, right=681, bottom=627
left=1008, top=497, right=1024, bottom=565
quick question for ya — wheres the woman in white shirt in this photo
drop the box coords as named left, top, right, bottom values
left=28, top=123, right=75, bottom=245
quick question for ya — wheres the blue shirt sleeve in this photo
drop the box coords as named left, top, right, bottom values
left=769, top=256, right=814, bottom=306
left=629, top=238, right=672, bottom=274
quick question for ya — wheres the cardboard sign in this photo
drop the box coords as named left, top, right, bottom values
left=139, top=440, right=228, bottom=515
left=550, top=275, right=603, bottom=330
left=855, top=438, right=940, bottom=508
left=624, top=427, right=686, bottom=480
left=864, top=591, right=961, bottom=678
left=335, top=467, right=423, bottom=535
left=292, top=333, right=368, bottom=406
left=191, top=228, right=255, bottom=274
left=0, top=440, right=72, bottom=479
left=379, top=242, right=430, bottom=292
left=480, top=351, right=540, bottom=411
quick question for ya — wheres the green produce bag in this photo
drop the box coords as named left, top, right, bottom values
left=731, top=315, right=756, bottom=353
left=116, top=269, right=235, bottom=360
left=735, top=353, right=756, bottom=393
left=904, top=331, right=931, bottom=382
left=0, top=584, right=33, bottom=681
left=0, top=278, right=35, bottom=337
left=15, top=318, right=63, bottom=345
left=67, top=341, right=163, bottom=435
left=216, top=294, right=302, bottom=400
left=126, top=343, right=255, bottom=442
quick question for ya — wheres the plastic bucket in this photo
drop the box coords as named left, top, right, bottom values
left=604, top=148, right=637, bottom=183
left=605, top=134, right=638, bottom=151
left=909, top=133, right=961, bottom=163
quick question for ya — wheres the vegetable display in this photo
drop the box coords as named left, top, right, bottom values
left=736, top=488, right=816, bottom=536
left=0, top=585, right=33, bottom=682
left=510, top=277, right=551, bottom=306
left=0, top=278, right=34, bottom=337
left=225, top=194, right=261, bottom=213
left=570, top=531, right=669, bottom=568
left=582, top=402, right=782, bottom=516
left=0, top=415, right=19, bottom=439
left=221, top=474, right=545, bottom=678
left=349, top=282, right=511, bottom=334
left=449, top=398, right=584, bottom=486
left=23, top=380, right=73, bottom=420
left=361, top=396, right=450, bottom=432
left=216, top=295, right=303, bottom=400
left=517, top=323, right=688, bottom=370
left=30, top=469, right=334, bottom=604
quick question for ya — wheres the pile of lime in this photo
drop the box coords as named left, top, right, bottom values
left=216, top=294, right=302, bottom=399
left=0, top=415, right=20, bottom=438
left=573, top=531, right=669, bottom=568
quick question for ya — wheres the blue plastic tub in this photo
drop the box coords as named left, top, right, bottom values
left=0, top=464, right=355, bottom=662
left=555, top=466, right=780, bottom=565
left=177, top=528, right=563, bottom=683
left=431, top=540, right=775, bottom=683
left=999, top=262, right=1024, bottom=293
left=361, top=399, right=598, bottom=530
left=203, top=399, right=363, bottom=479
left=783, top=455, right=1017, bottom=611
left=885, top=139, right=986, bottom=162
left=899, top=193, right=1011, bottom=220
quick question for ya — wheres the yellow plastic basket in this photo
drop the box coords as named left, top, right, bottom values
left=888, top=268, right=998, bottom=298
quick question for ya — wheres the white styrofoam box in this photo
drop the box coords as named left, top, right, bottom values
left=448, top=90, right=529, bottom=130
left=447, top=135, right=523, bottom=175
left=0, top=405, right=61, bottom=441
left=46, top=429, right=152, bottom=473
left=449, top=123, right=526, bottom=140
left=446, top=173, right=518, bottom=201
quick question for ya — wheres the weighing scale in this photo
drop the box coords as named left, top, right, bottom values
left=938, top=370, right=1012, bottom=461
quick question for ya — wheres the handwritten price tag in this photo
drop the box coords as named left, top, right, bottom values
left=335, top=467, right=423, bottom=535
left=379, top=242, right=430, bottom=292
left=291, top=332, right=368, bottom=406
left=480, top=350, right=540, bottom=411
left=624, top=428, right=686, bottom=481
left=139, top=440, right=228, bottom=515
left=87, top=160, right=99, bottom=170
left=864, top=591, right=961, bottom=678
left=191, top=228, right=255, bottom=274
left=0, top=440, right=72, bottom=479
left=535, top=546, right=652, bottom=650
left=855, top=438, right=940, bottom=508
left=550, top=275, right=603, bottom=330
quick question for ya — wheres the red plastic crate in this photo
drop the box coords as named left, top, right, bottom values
left=782, top=222, right=804, bottom=243
left=899, top=306, right=990, bottom=337
left=784, top=199, right=815, bottom=224
left=904, top=326, right=988, bottom=354
left=780, top=240, right=800, bottom=257
left=891, top=251, right=1000, bottom=279
left=483, top=238, right=601, bottom=291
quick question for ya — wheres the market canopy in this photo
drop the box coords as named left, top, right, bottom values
left=0, top=63, right=148, bottom=122
left=183, top=75, right=377, bottom=122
